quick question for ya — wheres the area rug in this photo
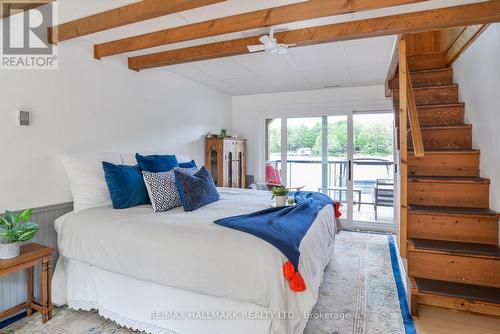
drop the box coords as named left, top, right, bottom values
left=0, top=232, right=415, bottom=334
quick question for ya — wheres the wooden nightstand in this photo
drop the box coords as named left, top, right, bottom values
left=0, top=243, right=55, bottom=323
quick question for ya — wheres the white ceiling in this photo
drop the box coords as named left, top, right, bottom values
left=55, top=0, right=486, bottom=95
left=165, top=36, right=396, bottom=95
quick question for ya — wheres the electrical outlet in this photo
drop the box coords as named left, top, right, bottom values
left=18, top=110, right=30, bottom=126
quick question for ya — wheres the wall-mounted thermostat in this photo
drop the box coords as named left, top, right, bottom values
left=18, top=110, right=30, bottom=126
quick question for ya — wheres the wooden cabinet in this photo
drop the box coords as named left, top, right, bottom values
left=205, top=138, right=246, bottom=188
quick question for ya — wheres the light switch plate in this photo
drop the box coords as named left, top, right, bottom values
left=18, top=111, right=29, bottom=126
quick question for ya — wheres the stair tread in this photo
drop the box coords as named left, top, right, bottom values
left=413, top=84, right=458, bottom=90
left=408, top=149, right=479, bottom=155
left=409, top=67, right=452, bottom=74
left=420, top=124, right=471, bottom=130
left=408, top=176, right=489, bottom=184
left=394, top=84, right=458, bottom=91
left=409, top=205, right=498, bottom=216
left=417, top=102, right=464, bottom=109
left=414, top=277, right=500, bottom=304
left=409, top=238, right=500, bottom=258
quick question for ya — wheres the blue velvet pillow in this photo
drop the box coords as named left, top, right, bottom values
left=102, top=162, right=149, bottom=209
left=135, top=153, right=179, bottom=172
left=179, top=160, right=197, bottom=168
left=174, top=166, right=219, bottom=212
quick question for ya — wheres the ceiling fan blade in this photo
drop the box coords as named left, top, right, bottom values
left=284, top=54, right=299, bottom=70
left=276, top=44, right=289, bottom=54
left=247, top=45, right=266, bottom=53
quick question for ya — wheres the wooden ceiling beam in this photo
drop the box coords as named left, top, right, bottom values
left=128, top=1, right=500, bottom=71
left=95, top=0, right=427, bottom=59
left=48, top=0, right=226, bottom=44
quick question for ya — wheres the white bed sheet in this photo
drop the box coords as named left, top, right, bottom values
left=53, top=188, right=338, bottom=334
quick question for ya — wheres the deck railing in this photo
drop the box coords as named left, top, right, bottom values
left=267, top=158, right=394, bottom=194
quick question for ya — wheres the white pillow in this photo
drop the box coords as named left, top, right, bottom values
left=121, top=151, right=156, bottom=166
left=59, top=152, right=122, bottom=212
left=176, top=154, right=191, bottom=164
left=121, top=152, right=191, bottom=165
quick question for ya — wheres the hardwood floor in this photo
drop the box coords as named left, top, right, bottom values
left=414, top=306, right=500, bottom=334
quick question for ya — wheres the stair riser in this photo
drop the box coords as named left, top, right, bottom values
left=396, top=105, right=464, bottom=127
left=408, top=181, right=489, bottom=208
left=415, top=293, right=500, bottom=317
left=408, top=252, right=500, bottom=288
left=391, top=68, right=453, bottom=89
left=408, top=152, right=479, bottom=177
left=393, top=86, right=458, bottom=106
left=408, top=127, right=472, bottom=151
left=408, top=53, right=447, bottom=71
left=408, top=213, right=498, bottom=245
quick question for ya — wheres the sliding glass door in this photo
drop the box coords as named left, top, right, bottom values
left=323, top=116, right=349, bottom=208
left=352, top=113, right=395, bottom=226
left=285, top=117, right=323, bottom=192
left=264, top=111, right=395, bottom=231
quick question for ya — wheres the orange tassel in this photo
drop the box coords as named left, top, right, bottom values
left=290, top=272, right=306, bottom=292
left=334, top=202, right=342, bottom=218
left=283, top=261, right=295, bottom=281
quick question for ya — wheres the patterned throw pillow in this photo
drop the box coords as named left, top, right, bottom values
left=143, top=167, right=197, bottom=212
left=174, top=166, right=220, bottom=212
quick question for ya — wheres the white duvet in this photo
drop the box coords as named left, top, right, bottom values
left=55, top=188, right=338, bottom=334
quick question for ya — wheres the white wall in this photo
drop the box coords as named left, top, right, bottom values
left=231, top=85, right=392, bottom=182
left=453, top=23, right=500, bottom=212
left=0, top=39, right=231, bottom=211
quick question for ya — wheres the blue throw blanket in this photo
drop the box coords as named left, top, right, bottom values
left=214, top=191, right=335, bottom=272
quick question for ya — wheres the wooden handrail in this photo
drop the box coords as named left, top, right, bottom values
left=397, top=34, right=425, bottom=258
left=406, top=66, right=425, bottom=158
left=385, top=35, right=402, bottom=97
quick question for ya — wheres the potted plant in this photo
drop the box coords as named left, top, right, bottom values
left=271, top=186, right=289, bottom=207
left=219, top=128, right=227, bottom=138
left=0, top=209, right=39, bottom=259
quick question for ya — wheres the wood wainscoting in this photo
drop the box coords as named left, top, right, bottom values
left=0, top=203, right=72, bottom=316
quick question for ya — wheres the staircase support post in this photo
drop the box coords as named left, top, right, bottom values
left=399, top=36, right=408, bottom=258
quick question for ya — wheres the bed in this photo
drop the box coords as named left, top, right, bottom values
left=52, top=187, right=340, bottom=334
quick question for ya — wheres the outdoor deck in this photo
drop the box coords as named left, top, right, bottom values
left=267, top=158, right=395, bottom=225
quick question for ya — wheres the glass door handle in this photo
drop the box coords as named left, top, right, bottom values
left=348, top=161, right=352, bottom=181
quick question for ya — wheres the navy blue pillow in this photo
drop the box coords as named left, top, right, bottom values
left=174, top=166, right=219, bottom=212
left=135, top=153, right=179, bottom=172
left=179, top=160, right=197, bottom=168
left=102, top=162, right=149, bottom=209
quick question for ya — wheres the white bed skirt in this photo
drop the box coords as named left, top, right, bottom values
left=52, top=257, right=273, bottom=334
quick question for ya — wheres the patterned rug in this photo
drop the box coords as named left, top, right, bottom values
left=1, top=232, right=414, bottom=334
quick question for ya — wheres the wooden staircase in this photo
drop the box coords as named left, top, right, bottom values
left=390, top=47, right=500, bottom=317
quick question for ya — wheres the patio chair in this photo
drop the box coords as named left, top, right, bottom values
left=265, top=163, right=305, bottom=191
left=374, top=179, right=394, bottom=220
left=248, top=183, right=270, bottom=191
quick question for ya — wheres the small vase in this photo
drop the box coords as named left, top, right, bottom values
left=275, top=196, right=287, bottom=207
left=0, top=242, right=21, bottom=260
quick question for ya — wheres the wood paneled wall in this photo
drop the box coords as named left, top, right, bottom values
left=0, top=203, right=73, bottom=313
left=406, top=26, right=487, bottom=65
left=407, top=31, right=442, bottom=56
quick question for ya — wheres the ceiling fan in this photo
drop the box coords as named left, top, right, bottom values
left=247, top=27, right=296, bottom=55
